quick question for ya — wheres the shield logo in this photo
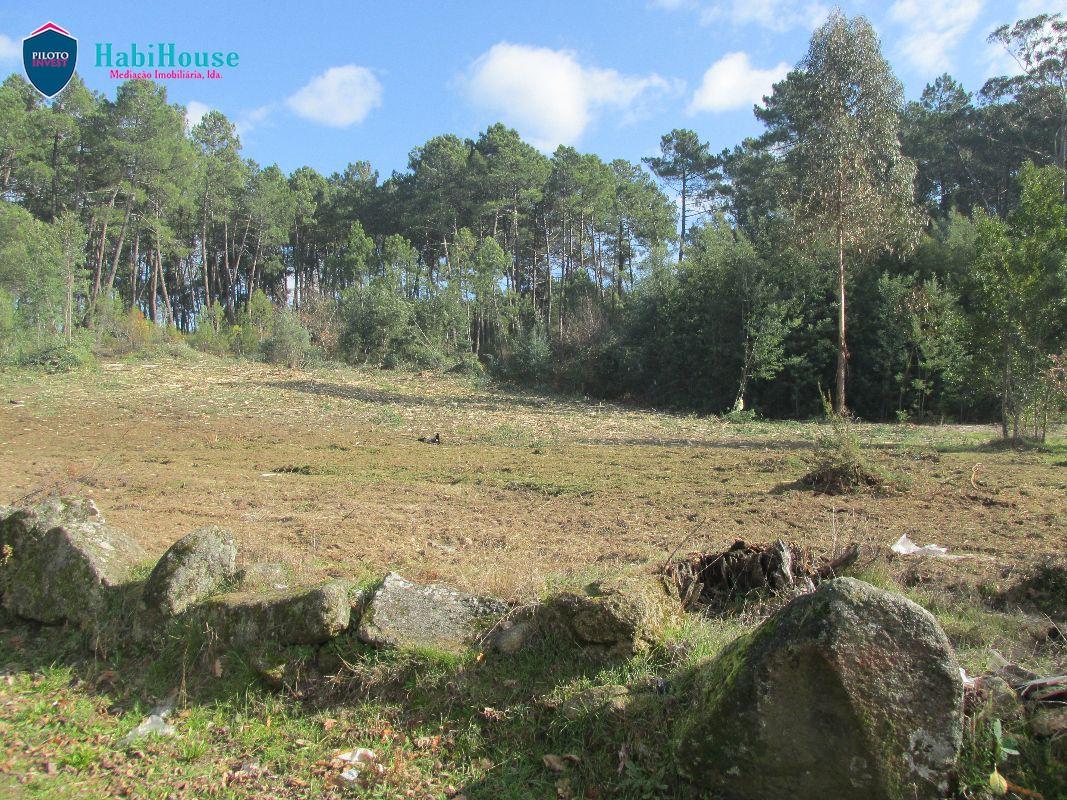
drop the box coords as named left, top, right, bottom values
left=23, top=22, right=78, bottom=99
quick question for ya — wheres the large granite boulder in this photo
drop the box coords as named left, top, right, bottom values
left=675, top=577, right=964, bottom=800
left=357, top=572, right=509, bottom=654
left=546, top=572, right=677, bottom=653
left=190, top=579, right=359, bottom=646
left=0, top=497, right=146, bottom=629
left=143, top=526, right=237, bottom=616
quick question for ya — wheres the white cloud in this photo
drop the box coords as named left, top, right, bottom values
left=703, top=0, right=828, bottom=31
left=0, top=33, right=19, bottom=62
left=889, top=0, right=984, bottom=74
left=184, top=101, right=275, bottom=138
left=184, top=100, right=211, bottom=130
left=655, top=0, right=827, bottom=32
left=286, top=65, right=382, bottom=128
left=236, top=104, right=273, bottom=137
left=462, top=42, right=674, bottom=150
left=688, top=52, right=789, bottom=113
left=1015, top=0, right=1067, bottom=16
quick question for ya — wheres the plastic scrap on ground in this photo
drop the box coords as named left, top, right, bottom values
left=121, top=697, right=177, bottom=744
left=891, top=534, right=950, bottom=557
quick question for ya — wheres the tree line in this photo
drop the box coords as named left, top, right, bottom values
left=1, top=11, right=1065, bottom=438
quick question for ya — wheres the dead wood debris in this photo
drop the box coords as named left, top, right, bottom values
left=668, top=538, right=861, bottom=610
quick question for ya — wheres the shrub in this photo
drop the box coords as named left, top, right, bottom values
left=16, top=335, right=96, bottom=373
left=297, top=293, right=341, bottom=358
left=90, top=295, right=164, bottom=356
left=498, top=323, right=553, bottom=384
left=227, top=323, right=261, bottom=358
left=801, top=395, right=887, bottom=493
left=262, top=309, right=314, bottom=368
left=188, top=303, right=231, bottom=355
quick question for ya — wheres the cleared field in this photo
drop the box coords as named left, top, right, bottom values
left=0, top=351, right=1063, bottom=601
left=1, top=353, right=1065, bottom=800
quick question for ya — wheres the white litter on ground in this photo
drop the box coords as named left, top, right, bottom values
left=891, top=534, right=950, bottom=557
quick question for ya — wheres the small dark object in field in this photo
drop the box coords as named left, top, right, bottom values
left=274, top=464, right=313, bottom=475
left=668, top=538, right=860, bottom=610
left=418, top=433, right=441, bottom=445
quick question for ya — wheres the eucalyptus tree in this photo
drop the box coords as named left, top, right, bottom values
left=756, top=11, right=922, bottom=412
left=984, top=14, right=1067, bottom=172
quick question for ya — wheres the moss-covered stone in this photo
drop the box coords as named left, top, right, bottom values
left=674, top=577, right=964, bottom=800
left=235, top=562, right=290, bottom=591
left=143, top=526, right=237, bottom=616
left=189, top=579, right=359, bottom=646
left=0, top=497, right=146, bottom=630
left=358, top=572, right=509, bottom=655
left=546, top=572, right=678, bottom=653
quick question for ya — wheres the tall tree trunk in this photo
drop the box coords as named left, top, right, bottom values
left=545, top=223, right=553, bottom=333
left=679, top=169, right=687, bottom=263
left=50, top=130, right=60, bottom=222
left=104, top=199, right=133, bottom=297
left=90, top=190, right=119, bottom=305
left=149, top=248, right=158, bottom=323
left=129, top=231, right=140, bottom=307
left=835, top=174, right=847, bottom=414
left=1000, top=345, right=1011, bottom=440
left=223, top=219, right=234, bottom=318
left=64, top=253, right=73, bottom=343
left=157, top=248, right=173, bottom=325
left=201, top=211, right=211, bottom=309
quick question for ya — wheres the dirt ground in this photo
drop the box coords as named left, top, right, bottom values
left=0, top=353, right=1064, bottom=601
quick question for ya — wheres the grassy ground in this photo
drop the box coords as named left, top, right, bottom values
left=0, top=350, right=1064, bottom=798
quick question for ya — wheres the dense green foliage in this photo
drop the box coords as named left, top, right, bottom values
left=1, top=11, right=1065, bottom=435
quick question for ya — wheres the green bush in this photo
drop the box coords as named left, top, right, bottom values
left=802, top=398, right=887, bottom=493
left=262, top=308, right=314, bottom=368
left=15, top=335, right=96, bottom=373
left=227, top=323, right=261, bottom=358
left=188, top=303, right=231, bottom=355
left=498, top=323, right=553, bottom=384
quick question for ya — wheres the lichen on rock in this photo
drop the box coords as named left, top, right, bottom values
left=357, top=572, right=509, bottom=655
left=143, top=525, right=238, bottom=616
left=190, top=579, right=360, bottom=647
left=0, top=497, right=147, bottom=631
left=545, top=572, right=678, bottom=654
left=674, top=577, right=964, bottom=800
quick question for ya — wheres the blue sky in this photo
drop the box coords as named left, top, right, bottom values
left=0, top=0, right=1059, bottom=179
